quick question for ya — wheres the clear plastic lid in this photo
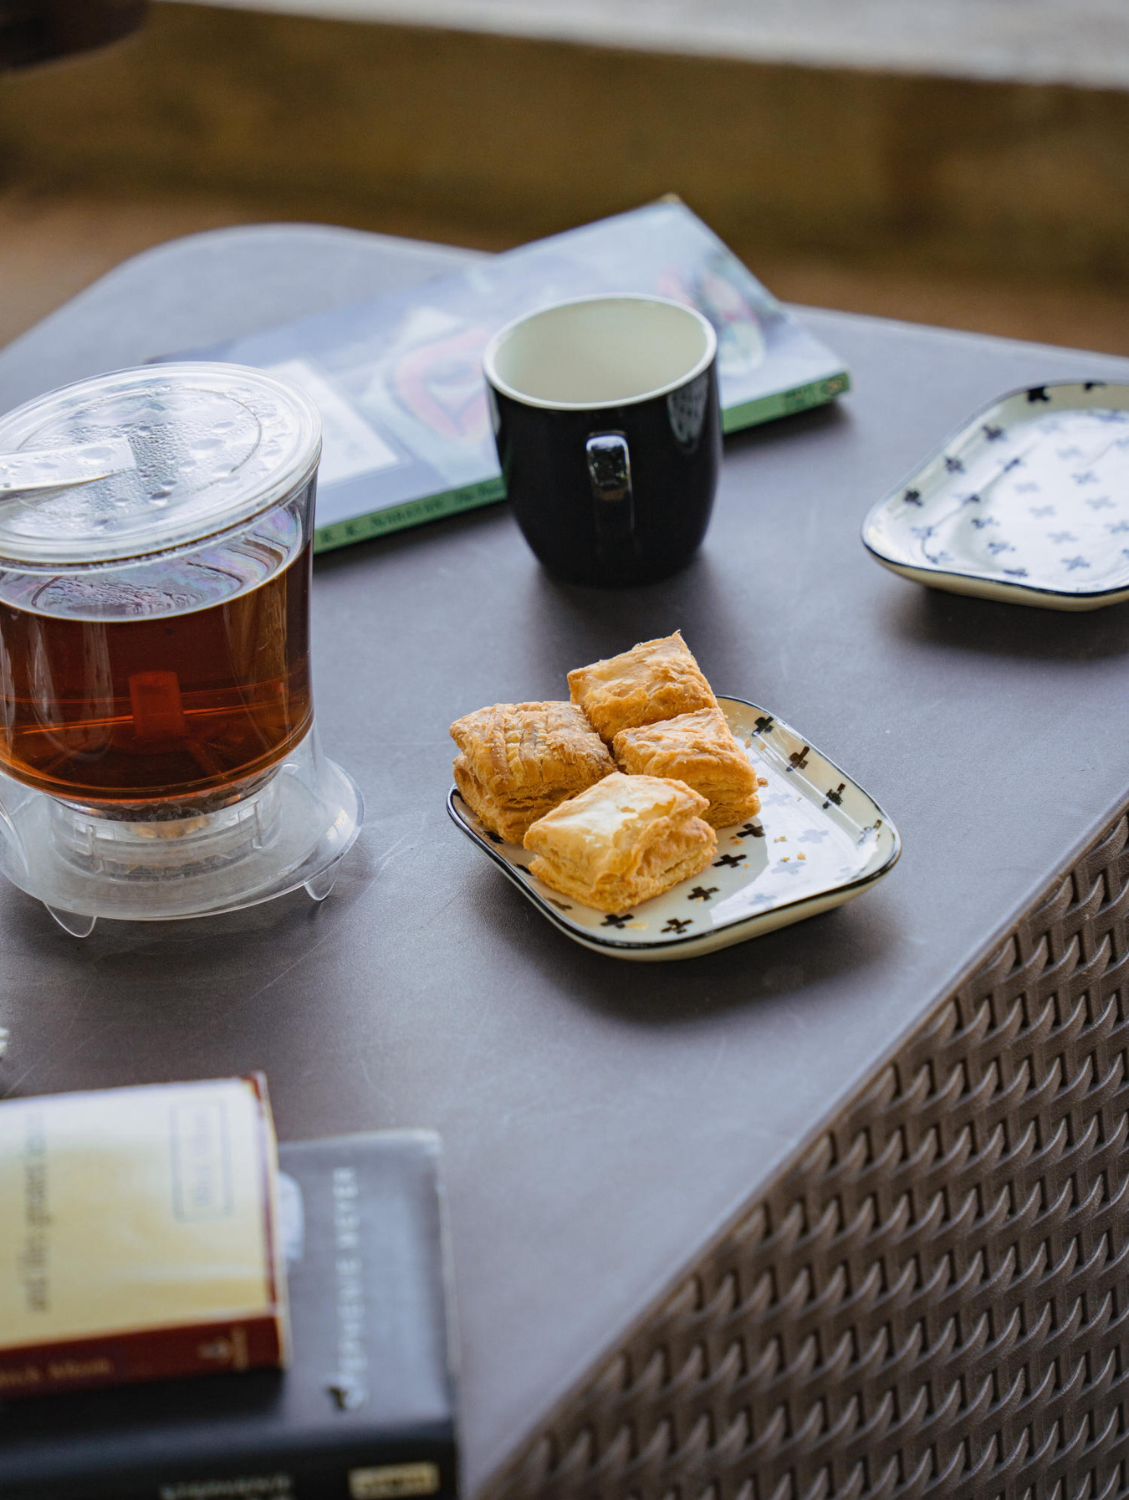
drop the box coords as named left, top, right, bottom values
left=0, top=363, right=321, bottom=566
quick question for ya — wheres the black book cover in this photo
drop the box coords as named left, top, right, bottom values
left=0, top=1131, right=458, bottom=1500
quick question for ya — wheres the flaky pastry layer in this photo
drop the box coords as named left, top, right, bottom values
left=524, top=772, right=717, bottom=912
left=567, top=631, right=718, bottom=742
left=613, top=706, right=760, bottom=828
left=453, top=757, right=570, bottom=845
left=450, top=699, right=614, bottom=842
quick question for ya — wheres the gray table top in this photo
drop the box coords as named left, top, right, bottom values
left=2, top=224, right=1129, bottom=1494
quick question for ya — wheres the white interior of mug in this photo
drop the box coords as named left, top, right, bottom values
left=484, top=295, right=716, bottom=410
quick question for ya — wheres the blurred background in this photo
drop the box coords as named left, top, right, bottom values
left=1, top=0, right=1128, bottom=359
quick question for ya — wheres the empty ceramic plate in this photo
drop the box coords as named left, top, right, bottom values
left=447, top=696, right=900, bottom=961
left=863, top=381, right=1129, bottom=609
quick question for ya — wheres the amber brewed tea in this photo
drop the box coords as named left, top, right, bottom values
left=0, top=362, right=364, bottom=931
left=0, top=541, right=312, bottom=807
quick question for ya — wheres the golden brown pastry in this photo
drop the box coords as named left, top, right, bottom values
left=613, top=706, right=760, bottom=828
left=567, top=631, right=718, bottom=742
left=450, top=700, right=614, bottom=844
left=524, top=772, right=717, bottom=912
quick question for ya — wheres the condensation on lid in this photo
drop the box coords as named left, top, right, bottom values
left=0, top=363, right=321, bottom=566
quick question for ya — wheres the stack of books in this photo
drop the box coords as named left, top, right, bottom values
left=0, top=1079, right=458, bottom=1499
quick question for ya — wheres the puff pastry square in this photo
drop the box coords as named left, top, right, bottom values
left=567, top=631, right=718, bottom=742
left=524, top=772, right=717, bottom=912
left=613, top=706, right=760, bottom=828
left=450, top=700, right=614, bottom=844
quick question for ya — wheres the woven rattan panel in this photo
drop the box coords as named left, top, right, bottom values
left=483, top=809, right=1129, bottom=1500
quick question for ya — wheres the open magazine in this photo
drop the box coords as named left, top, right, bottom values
left=183, top=200, right=849, bottom=554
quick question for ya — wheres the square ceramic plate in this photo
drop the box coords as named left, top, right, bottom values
left=447, top=696, right=900, bottom=961
left=862, top=381, right=1129, bottom=610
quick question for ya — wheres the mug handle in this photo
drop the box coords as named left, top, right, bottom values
left=585, top=432, right=637, bottom=555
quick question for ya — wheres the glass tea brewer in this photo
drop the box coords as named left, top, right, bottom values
left=0, top=364, right=363, bottom=936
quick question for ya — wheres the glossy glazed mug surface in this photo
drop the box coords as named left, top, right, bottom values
left=484, top=295, right=721, bottom=587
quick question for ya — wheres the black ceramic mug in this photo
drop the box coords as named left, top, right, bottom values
left=483, top=295, right=720, bottom=587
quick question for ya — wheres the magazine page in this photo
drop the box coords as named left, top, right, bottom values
left=185, top=202, right=849, bottom=551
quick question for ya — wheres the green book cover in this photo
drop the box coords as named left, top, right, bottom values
left=184, top=201, right=849, bottom=554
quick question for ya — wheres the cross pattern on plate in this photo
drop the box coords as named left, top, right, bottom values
left=864, top=383, right=1129, bottom=608
left=447, top=698, right=900, bottom=960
